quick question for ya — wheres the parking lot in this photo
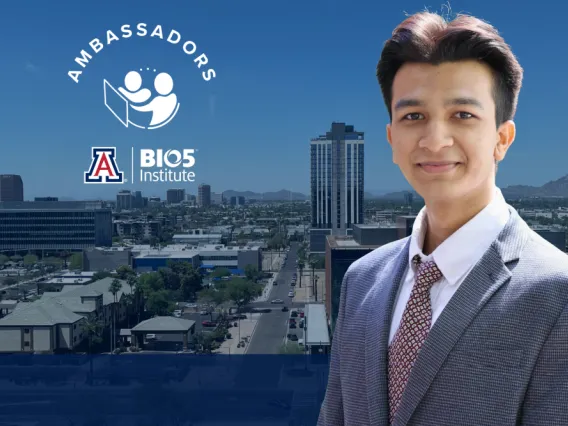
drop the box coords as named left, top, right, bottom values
left=284, top=307, right=305, bottom=348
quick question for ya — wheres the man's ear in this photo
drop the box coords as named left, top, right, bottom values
left=386, top=124, right=397, bottom=164
left=494, top=120, right=516, bottom=162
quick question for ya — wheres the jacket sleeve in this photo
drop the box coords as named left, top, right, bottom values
left=521, top=301, right=568, bottom=425
left=317, top=268, right=351, bottom=426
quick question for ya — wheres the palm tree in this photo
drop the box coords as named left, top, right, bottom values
left=84, top=316, right=104, bottom=354
left=126, top=275, right=138, bottom=327
left=108, top=279, right=123, bottom=352
left=298, top=260, right=305, bottom=289
left=309, top=257, right=317, bottom=300
left=83, top=316, right=103, bottom=385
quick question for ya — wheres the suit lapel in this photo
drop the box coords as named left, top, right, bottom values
left=366, top=239, right=410, bottom=426
left=394, top=208, right=530, bottom=426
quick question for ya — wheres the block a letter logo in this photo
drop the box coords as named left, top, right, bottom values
left=84, top=147, right=124, bottom=184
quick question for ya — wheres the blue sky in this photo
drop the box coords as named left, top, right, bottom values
left=1, top=0, right=567, bottom=200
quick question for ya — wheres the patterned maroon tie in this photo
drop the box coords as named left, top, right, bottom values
left=388, top=254, right=443, bottom=424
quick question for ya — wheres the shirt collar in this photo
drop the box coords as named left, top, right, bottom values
left=409, top=188, right=510, bottom=285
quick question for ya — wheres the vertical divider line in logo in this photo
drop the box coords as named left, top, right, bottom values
left=131, top=147, right=134, bottom=184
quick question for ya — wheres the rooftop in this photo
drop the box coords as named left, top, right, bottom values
left=305, top=304, right=330, bottom=346
left=131, top=316, right=196, bottom=333
left=0, top=201, right=107, bottom=211
left=327, top=236, right=381, bottom=250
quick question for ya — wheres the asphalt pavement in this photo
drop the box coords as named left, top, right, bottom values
left=246, top=242, right=304, bottom=354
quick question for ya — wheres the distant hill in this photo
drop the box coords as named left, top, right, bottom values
left=502, top=174, right=568, bottom=199
left=222, top=189, right=308, bottom=201
left=379, top=190, right=423, bottom=201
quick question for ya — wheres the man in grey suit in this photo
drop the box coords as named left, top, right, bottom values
left=318, top=11, right=568, bottom=426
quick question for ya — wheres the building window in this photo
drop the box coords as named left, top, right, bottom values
left=24, top=328, right=30, bottom=334
left=24, top=342, right=30, bottom=347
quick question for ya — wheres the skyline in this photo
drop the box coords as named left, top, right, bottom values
left=3, top=0, right=568, bottom=199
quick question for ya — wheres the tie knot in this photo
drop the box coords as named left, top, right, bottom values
left=412, top=254, right=443, bottom=290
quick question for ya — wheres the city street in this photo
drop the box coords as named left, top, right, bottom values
left=247, top=242, right=304, bottom=354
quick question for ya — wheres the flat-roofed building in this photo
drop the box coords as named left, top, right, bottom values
left=0, top=201, right=112, bottom=250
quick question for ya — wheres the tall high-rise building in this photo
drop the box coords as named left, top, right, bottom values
left=0, top=175, right=24, bottom=202
left=310, top=122, right=364, bottom=252
left=198, top=184, right=211, bottom=207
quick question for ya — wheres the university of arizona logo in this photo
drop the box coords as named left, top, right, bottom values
left=84, top=147, right=124, bottom=184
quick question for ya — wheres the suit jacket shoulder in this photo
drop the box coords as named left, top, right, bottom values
left=345, top=237, right=409, bottom=287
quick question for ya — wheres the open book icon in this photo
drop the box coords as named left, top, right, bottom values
left=103, top=79, right=129, bottom=127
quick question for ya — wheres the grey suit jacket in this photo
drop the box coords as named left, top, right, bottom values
left=318, top=207, right=568, bottom=426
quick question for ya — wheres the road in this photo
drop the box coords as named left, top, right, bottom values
left=246, top=242, right=303, bottom=354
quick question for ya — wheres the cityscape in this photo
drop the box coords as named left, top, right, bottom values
left=0, top=122, right=566, bottom=358
left=1, top=122, right=568, bottom=425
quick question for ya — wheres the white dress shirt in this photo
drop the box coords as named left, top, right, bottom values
left=388, top=188, right=511, bottom=345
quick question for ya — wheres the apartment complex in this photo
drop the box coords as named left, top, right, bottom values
left=0, top=277, right=131, bottom=353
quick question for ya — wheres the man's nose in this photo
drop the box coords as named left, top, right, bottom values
left=418, top=121, right=454, bottom=152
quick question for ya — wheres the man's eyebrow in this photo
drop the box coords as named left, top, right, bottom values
left=394, top=98, right=424, bottom=110
left=393, top=97, right=484, bottom=110
left=446, top=97, right=484, bottom=109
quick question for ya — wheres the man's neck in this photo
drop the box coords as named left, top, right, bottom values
left=422, top=185, right=495, bottom=255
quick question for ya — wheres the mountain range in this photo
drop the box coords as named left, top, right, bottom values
left=43, top=174, right=568, bottom=202
left=221, top=189, right=309, bottom=201
left=372, top=174, right=568, bottom=201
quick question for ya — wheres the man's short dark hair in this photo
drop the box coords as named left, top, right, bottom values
left=377, top=12, right=523, bottom=126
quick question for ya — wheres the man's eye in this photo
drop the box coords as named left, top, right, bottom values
left=455, top=111, right=474, bottom=119
left=403, top=113, right=424, bottom=120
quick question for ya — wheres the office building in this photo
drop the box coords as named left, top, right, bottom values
left=0, top=201, right=113, bottom=250
left=198, top=184, right=211, bottom=207
left=325, top=218, right=415, bottom=333
left=310, top=122, right=365, bottom=253
left=167, top=189, right=185, bottom=204
left=230, top=196, right=245, bottom=206
left=0, top=175, right=24, bottom=202
left=116, top=190, right=133, bottom=211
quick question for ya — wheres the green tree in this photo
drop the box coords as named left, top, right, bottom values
left=279, top=342, right=305, bottom=354
left=198, top=287, right=228, bottom=321
left=116, top=265, right=136, bottom=280
left=244, top=264, right=259, bottom=282
left=179, top=269, right=203, bottom=302
left=126, top=275, right=139, bottom=324
left=193, top=331, right=219, bottom=354
left=0, top=255, right=9, bottom=266
left=69, top=253, right=83, bottom=270
left=211, top=268, right=231, bottom=279
left=146, top=289, right=172, bottom=316
left=225, top=278, right=263, bottom=312
left=10, top=255, right=23, bottom=263
left=298, top=260, right=305, bottom=289
left=23, top=254, right=38, bottom=267
left=84, top=316, right=104, bottom=354
left=92, top=271, right=112, bottom=281
left=108, top=279, right=123, bottom=352
left=158, top=267, right=181, bottom=292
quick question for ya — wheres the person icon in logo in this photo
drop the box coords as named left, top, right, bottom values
left=118, top=71, right=152, bottom=104
left=130, top=72, right=179, bottom=129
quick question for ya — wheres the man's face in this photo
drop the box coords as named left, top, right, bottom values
left=386, top=60, right=515, bottom=204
